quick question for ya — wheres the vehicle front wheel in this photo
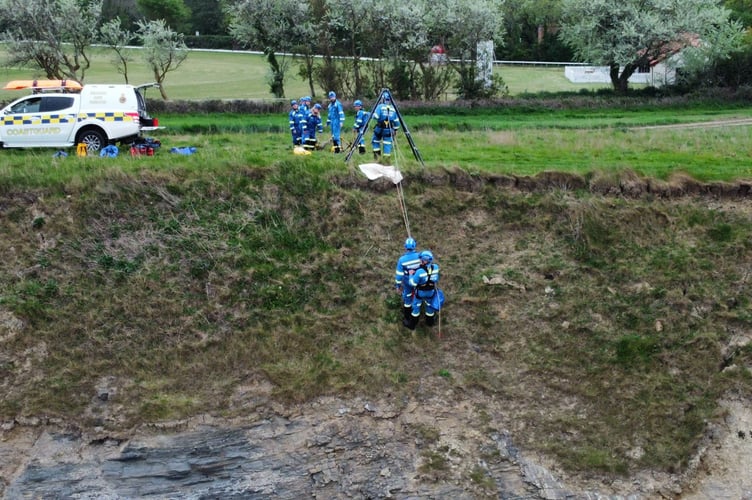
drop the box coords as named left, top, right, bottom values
left=75, top=128, right=107, bottom=153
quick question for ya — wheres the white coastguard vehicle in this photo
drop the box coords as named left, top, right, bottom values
left=0, top=79, right=161, bottom=152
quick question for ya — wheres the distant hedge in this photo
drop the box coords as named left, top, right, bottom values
left=147, top=99, right=285, bottom=115
left=145, top=86, right=752, bottom=116
left=184, top=35, right=237, bottom=50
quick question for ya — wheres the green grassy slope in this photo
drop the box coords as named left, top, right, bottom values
left=1, top=163, right=751, bottom=476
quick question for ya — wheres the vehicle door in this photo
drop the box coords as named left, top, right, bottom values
left=1, top=96, right=42, bottom=146
left=40, top=95, right=78, bottom=144
left=0, top=95, right=76, bottom=146
left=135, top=83, right=162, bottom=130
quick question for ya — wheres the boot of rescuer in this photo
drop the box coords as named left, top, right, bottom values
left=403, top=314, right=418, bottom=330
left=403, top=305, right=412, bottom=320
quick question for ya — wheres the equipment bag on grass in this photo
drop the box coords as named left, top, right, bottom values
left=430, top=289, right=445, bottom=311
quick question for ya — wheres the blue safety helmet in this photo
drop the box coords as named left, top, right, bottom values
left=290, top=99, right=297, bottom=105
left=328, top=91, right=336, bottom=99
left=303, top=96, right=311, bottom=102
left=404, top=237, right=416, bottom=250
left=383, top=91, right=391, bottom=101
left=313, top=103, right=322, bottom=109
left=419, top=250, right=433, bottom=263
left=354, top=99, right=362, bottom=107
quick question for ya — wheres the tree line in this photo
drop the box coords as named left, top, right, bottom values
left=1, top=0, right=750, bottom=100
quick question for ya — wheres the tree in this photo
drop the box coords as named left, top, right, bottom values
left=184, top=0, right=226, bottom=36
left=0, top=0, right=102, bottom=82
left=296, top=0, right=327, bottom=99
left=137, top=0, right=191, bottom=33
left=428, top=0, right=506, bottom=98
left=322, top=0, right=373, bottom=97
left=559, top=0, right=744, bottom=93
left=100, top=17, right=135, bottom=83
left=136, top=19, right=189, bottom=100
left=723, top=0, right=752, bottom=28
left=226, top=0, right=310, bottom=98
left=294, top=18, right=320, bottom=99
left=102, top=0, right=140, bottom=31
left=501, top=0, right=572, bottom=61
left=673, top=18, right=748, bottom=88
left=375, top=0, right=455, bottom=100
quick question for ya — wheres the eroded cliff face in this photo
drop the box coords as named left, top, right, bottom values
left=4, top=170, right=752, bottom=499
left=2, top=392, right=751, bottom=499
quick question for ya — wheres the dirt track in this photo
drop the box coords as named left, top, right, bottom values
left=632, top=117, right=752, bottom=130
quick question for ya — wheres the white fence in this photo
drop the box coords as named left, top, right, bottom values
left=564, top=64, right=677, bottom=86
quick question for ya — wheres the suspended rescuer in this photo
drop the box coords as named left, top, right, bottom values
left=302, top=103, right=324, bottom=151
left=371, top=91, right=400, bottom=162
left=326, top=91, right=346, bottom=153
left=394, top=237, right=422, bottom=323
left=352, top=99, right=368, bottom=154
left=405, top=250, right=440, bottom=330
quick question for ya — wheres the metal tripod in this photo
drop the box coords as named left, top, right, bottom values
left=344, top=88, right=425, bottom=167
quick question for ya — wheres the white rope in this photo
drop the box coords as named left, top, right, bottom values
left=395, top=181, right=411, bottom=238
left=389, top=119, right=412, bottom=238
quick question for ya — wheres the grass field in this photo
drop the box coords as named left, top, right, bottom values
left=2, top=105, right=752, bottom=187
left=0, top=47, right=614, bottom=103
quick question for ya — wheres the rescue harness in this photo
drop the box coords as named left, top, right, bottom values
left=417, top=265, right=437, bottom=293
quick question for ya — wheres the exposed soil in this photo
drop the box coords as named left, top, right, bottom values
left=682, top=396, right=752, bottom=499
left=1, top=390, right=751, bottom=498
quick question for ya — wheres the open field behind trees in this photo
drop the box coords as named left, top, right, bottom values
left=0, top=46, right=616, bottom=103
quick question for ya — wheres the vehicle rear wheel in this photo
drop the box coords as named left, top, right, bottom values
left=75, top=128, right=107, bottom=153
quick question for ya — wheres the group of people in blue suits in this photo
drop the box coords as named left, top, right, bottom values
left=288, top=91, right=401, bottom=160
left=394, top=237, right=441, bottom=330
left=288, top=96, right=322, bottom=151
left=288, top=92, right=345, bottom=152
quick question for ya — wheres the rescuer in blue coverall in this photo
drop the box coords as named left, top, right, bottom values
left=405, top=250, right=440, bottom=330
left=326, top=91, right=345, bottom=153
left=352, top=99, right=368, bottom=154
left=288, top=99, right=304, bottom=146
left=299, top=96, right=311, bottom=115
left=371, top=91, right=400, bottom=161
left=302, top=103, right=324, bottom=151
left=394, top=237, right=421, bottom=322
